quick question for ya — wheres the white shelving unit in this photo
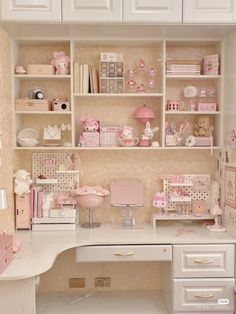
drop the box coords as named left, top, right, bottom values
left=12, top=38, right=223, bottom=151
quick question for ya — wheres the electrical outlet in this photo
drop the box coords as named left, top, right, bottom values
left=95, top=277, right=111, bottom=287
left=69, top=278, right=85, bottom=288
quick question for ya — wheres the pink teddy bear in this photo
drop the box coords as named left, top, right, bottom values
left=51, top=51, right=70, bottom=75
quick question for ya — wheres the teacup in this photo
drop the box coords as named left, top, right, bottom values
left=119, top=137, right=139, bottom=147
left=167, top=100, right=184, bottom=111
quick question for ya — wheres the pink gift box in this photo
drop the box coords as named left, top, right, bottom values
left=83, top=132, right=100, bottom=147
left=0, top=235, right=13, bottom=274
left=194, top=136, right=213, bottom=146
left=197, top=103, right=217, bottom=111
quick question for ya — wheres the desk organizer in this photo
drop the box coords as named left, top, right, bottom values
left=99, top=52, right=124, bottom=93
left=152, top=174, right=211, bottom=227
left=0, top=235, right=13, bottom=274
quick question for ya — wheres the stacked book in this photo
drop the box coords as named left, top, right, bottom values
left=166, top=60, right=201, bottom=75
left=74, top=62, right=99, bottom=94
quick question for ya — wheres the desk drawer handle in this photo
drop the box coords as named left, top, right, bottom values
left=193, top=258, right=213, bottom=264
left=114, top=251, right=134, bottom=257
left=194, top=293, right=214, bottom=299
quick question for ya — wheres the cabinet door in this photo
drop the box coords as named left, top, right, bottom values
left=62, top=0, right=122, bottom=22
left=123, top=0, right=183, bottom=23
left=183, top=0, right=236, bottom=23
left=0, top=0, right=61, bottom=21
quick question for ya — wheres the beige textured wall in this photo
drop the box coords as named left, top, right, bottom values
left=0, top=26, right=14, bottom=232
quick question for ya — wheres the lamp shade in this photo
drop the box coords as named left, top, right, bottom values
left=133, top=104, right=156, bottom=123
left=0, top=189, right=8, bottom=210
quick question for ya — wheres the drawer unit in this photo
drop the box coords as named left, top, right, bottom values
left=173, top=278, right=235, bottom=312
left=173, top=245, right=234, bottom=278
left=76, top=245, right=172, bottom=262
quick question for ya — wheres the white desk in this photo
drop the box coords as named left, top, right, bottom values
left=0, top=223, right=235, bottom=314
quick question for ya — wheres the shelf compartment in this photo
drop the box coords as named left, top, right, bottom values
left=15, top=111, right=71, bottom=115
left=74, top=93, right=163, bottom=97
left=14, top=74, right=71, bottom=80
left=165, top=75, right=221, bottom=79
left=37, top=290, right=168, bottom=314
left=165, top=111, right=220, bottom=115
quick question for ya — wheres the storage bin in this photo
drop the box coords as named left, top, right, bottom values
left=15, top=98, right=51, bottom=111
left=27, top=64, right=55, bottom=75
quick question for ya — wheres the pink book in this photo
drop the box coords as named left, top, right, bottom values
left=37, top=191, right=43, bottom=218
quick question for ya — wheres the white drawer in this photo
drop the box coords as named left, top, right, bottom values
left=173, top=278, right=235, bottom=312
left=76, top=245, right=172, bottom=262
left=173, top=245, right=234, bottom=278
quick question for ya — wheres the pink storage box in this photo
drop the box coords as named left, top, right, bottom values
left=27, top=64, right=55, bottom=75
left=15, top=98, right=51, bottom=111
left=0, top=235, right=13, bottom=274
left=83, top=132, right=100, bottom=147
left=194, top=136, right=212, bottom=146
left=100, top=126, right=119, bottom=147
left=197, top=103, right=217, bottom=111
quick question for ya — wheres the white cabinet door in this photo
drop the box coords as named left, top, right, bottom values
left=183, top=0, right=236, bottom=23
left=0, top=0, right=61, bottom=21
left=62, top=0, right=122, bottom=22
left=123, top=0, right=183, bottom=23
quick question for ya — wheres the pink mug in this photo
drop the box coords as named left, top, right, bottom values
left=167, top=100, right=184, bottom=111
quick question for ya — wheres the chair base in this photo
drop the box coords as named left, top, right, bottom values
left=81, top=222, right=101, bottom=229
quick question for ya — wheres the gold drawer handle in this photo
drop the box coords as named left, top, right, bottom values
left=194, top=293, right=214, bottom=299
left=114, top=251, right=134, bottom=257
left=193, top=258, right=213, bottom=264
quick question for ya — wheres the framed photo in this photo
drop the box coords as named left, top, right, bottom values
left=225, top=165, right=236, bottom=209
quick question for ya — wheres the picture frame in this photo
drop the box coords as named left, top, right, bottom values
left=225, top=165, right=236, bottom=209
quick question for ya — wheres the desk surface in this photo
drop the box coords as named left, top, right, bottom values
left=0, top=222, right=235, bottom=281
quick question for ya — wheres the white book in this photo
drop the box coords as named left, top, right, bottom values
left=82, top=64, right=89, bottom=94
left=32, top=223, right=76, bottom=231
left=73, top=62, right=80, bottom=93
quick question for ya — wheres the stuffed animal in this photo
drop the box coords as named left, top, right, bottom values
left=193, top=116, right=211, bottom=137
left=13, top=169, right=33, bottom=196
left=81, top=117, right=100, bottom=132
left=141, top=121, right=159, bottom=140
left=51, top=51, right=70, bottom=75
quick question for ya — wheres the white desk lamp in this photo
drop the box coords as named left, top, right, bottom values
left=0, top=188, right=8, bottom=210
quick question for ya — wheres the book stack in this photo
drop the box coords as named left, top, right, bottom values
left=166, top=60, right=201, bottom=75
left=31, top=187, right=44, bottom=219
left=74, top=62, right=99, bottom=94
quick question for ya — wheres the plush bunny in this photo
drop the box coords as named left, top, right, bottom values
left=51, top=51, right=70, bottom=75
left=142, top=121, right=159, bottom=140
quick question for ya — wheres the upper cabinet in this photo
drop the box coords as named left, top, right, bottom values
left=62, top=0, right=122, bottom=22
left=183, top=0, right=236, bottom=23
left=0, top=0, right=61, bottom=22
left=123, top=0, right=183, bottom=23
left=2, top=0, right=236, bottom=24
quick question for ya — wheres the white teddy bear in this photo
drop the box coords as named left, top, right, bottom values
left=13, top=169, right=33, bottom=196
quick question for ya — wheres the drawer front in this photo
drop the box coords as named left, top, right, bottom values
left=173, top=245, right=234, bottom=278
left=76, top=245, right=172, bottom=262
left=173, top=278, right=235, bottom=312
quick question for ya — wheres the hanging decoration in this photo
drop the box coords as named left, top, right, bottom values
left=127, top=59, right=157, bottom=93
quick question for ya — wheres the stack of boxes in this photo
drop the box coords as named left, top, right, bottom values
left=99, top=52, right=124, bottom=93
